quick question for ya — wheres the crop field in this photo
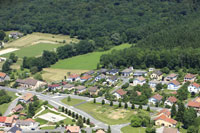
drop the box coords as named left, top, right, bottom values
left=51, top=43, right=131, bottom=70
left=2, top=43, right=64, bottom=58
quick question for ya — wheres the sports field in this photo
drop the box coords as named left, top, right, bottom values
left=2, top=43, right=63, bottom=58
left=51, top=43, right=131, bottom=70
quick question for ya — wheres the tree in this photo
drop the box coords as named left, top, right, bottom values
left=107, top=125, right=111, bottom=133
left=124, top=102, right=128, bottom=109
left=65, top=108, right=68, bottom=114
left=183, top=108, right=197, bottom=128
left=118, top=101, right=121, bottom=107
left=9, top=53, right=18, bottom=63
left=139, top=104, right=143, bottom=109
left=93, top=98, right=96, bottom=103
left=131, top=115, right=142, bottom=127
left=187, top=126, right=198, bottom=133
left=34, top=73, right=43, bottom=81
left=176, top=102, right=185, bottom=122
left=76, top=118, right=83, bottom=128
left=61, top=107, right=65, bottom=112
left=177, top=83, right=189, bottom=101
left=147, top=106, right=150, bottom=111
left=86, top=118, right=90, bottom=125
left=145, top=127, right=156, bottom=133
left=171, top=104, right=176, bottom=118
left=0, top=30, right=6, bottom=41
left=102, top=99, right=105, bottom=105
left=67, top=96, right=71, bottom=102
left=68, top=110, right=71, bottom=116
left=76, top=114, right=79, bottom=119
left=83, top=117, right=86, bottom=123
left=131, top=104, right=135, bottom=109
left=156, top=83, right=162, bottom=91
left=110, top=101, right=113, bottom=106
left=27, top=103, right=35, bottom=118
left=2, top=61, right=11, bottom=73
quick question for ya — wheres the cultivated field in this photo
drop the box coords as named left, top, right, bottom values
left=51, top=43, right=131, bottom=70
left=5, top=32, right=79, bottom=48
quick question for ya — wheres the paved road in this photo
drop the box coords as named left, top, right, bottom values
left=3, top=95, right=19, bottom=116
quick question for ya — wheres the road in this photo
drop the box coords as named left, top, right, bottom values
left=3, top=96, right=19, bottom=116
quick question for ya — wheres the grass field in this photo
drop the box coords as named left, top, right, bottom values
left=0, top=91, right=18, bottom=115
left=61, top=98, right=85, bottom=106
left=121, top=125, right=146, bottom=133
left=2, top=43, right=64, bottom=58
left=76, top=102, right=146, bottom=125
left=51, top=43, right=131, bottom=70
left=40, top=126, right=55, bottom=130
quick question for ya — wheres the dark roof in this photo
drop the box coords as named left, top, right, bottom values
left=153, top=70, right=162, bottom=76
left=109, top=75, right=118, bottom=81
left=122, top=68, right=132, bottom=73
left=16, top=78, right=39, bottom=86
left=98, top=69, right=108, bottom=73
left=133, top=70, right=147, bottom=75
left=108, top=69, right=119, bottom=73
left=85, top=70, right=95, bottom=75
left=8, top=125, right=22, bottom=133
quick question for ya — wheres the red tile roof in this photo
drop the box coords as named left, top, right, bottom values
left=136, top=76, right=145, bottom=81
left=69, top=74, right=80, bottom=79
left=66, top=126, right=80, bottom=132
left=167, top=73, right=177, bottom=78
left=154, top=114, right=177, bottom=125
left=167, top=96, right=177, bottom=103
left=0, top=117, right=6, bottom=123
left=48, top=84, right=60, bottom=88
left=191, top=82, right=200, bottom=88
left=188, top=101, right=200, bottom=108
left=152, top=94, right=163, bottom=101
left=80, top=75, right=92, bottom=80
left=25, top=118, right=35, bottom=122
left=0, top=72, right=6, bottom=78
left=157, top=109, right=171, bottom=117
left=185, top=73, right=196, bottom=79
left=169, top=80, right=180, bottom=86
left=116, top=89, right=127, bottom=96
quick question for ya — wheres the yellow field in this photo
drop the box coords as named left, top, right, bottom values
left=5, top=32, right=79, bottom=48
left=42, top=68, right=88, bottom=82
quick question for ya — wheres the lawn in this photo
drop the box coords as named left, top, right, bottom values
left=121, top=125, right=146, bottom=133
left=76, top=102, right=145, bottom=125
left=2, top=43, right=64, bottom=58
left=0, top=91, right=18, bottom=115
left=61, top=98, right=85, bottom=106
left=51, top=43, right=131, bottom=70
left=40, top=126, right=55, bottom=130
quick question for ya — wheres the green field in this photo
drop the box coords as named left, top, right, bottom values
left=0, top=91, right=18, bottom=115
left=40, top=126, right=55, bottom=130
left=61, top=98, right=85, bottom=106
left=3, top=43, right=63, bottom=58
left=121, top=126, right=146, bottom=133
left=51, top=43, right=131, bottom=70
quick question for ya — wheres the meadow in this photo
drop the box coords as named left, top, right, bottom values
left=51, top=43, right=131, bottom=70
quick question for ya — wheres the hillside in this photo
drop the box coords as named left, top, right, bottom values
left=0, top=0, right=200, bottom=50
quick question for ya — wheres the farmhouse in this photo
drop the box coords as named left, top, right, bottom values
left=121, top=67, right=133, bottom=77
left=154, top=114, right=177, bottom=127
left=184, top=73, right=196, bottom=82
left=164, top=96, right=177, bottom=107
left=16, top=78, right=46, bottom=90
left=133, top=76, right=146, bottom=86
left=148, top=94, right=163, bottom=105
left=167, top=80, right=181, bottom=90
left=18, top=93, right=34, bottom=103
left=165, top=73, right=178, bottom=81
left=0, top=72, right=10, bottom=82
left=188, top=82, right=200, bottom=93
left=65, top=126, right=80, bottom=133
left=150, top=70, right=163, bottom=81
left=113, top=89, right=127, bottom=99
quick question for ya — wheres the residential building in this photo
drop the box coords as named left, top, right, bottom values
left=97, top=69, right=108, bottom=75
left=8, top=125, right=22, bottom=133
left=165, top=73, right=178, bottom=81
left=154, top=114, right=177, bottom=127
left=16, top=119, right=39, bottom=130
left=0, top=117, right=6, bottom=127
left=121, top=67, right=133, bottom=77
left=67, top=74, right=80, bottom=82
left=106, top=75, right=118, bottom=84
left=63, top=84, right=75, bottom=90
left=149, top=68, right=155, bottom=72
left=188, top=100, right=200, bottom=113
left=9, top=32, right=23, bottom=39
left=80, top=75, right=92, bottom=83
left=65, top=126, right=80, bottom=133
left=18, top=93, right=34, bottom=103
left=167, top=80, right=181, bottom=90
left=95, top=74, right=106, bottom=81
left=16, top=78, right=46, bottom=89
left=12, top=104, right=24, bottom=113
left=113, top=89, right=127, bottom=99
left=5, top=116, right=14, bottom=127
left=84, top=70, right=95, bottom=75
left=184, top=73, right=196, bottom=82
left=133, top=70, right=147, bottom=77
left=157, top=109, right=171, bottom=118
left=150, top=70, right=163, bottom=81
left=106, top=69, right=119, bottom=75
left=48, top=84, right=61, bottom=91
left=88, top=87, right=98, bottom=95
left=148, top=94, right=163, bottom=105
left=74, top=85, right=86, bottom=94
left=133, top=76, right=146, bottom=86
left=188, top=82, right=200, bottom=93
left=164, top=96, right=177, bottom=107
left=0, top=72, right=10, bottom=82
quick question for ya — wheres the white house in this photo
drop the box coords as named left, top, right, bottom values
left=149, top=80, right=160, bottom=88
left=16, top=119, right=39, bottom=130
left=188, top=82, right=200, bottom=93
left=164, top=96, right=177, bottom=107
left=67, top=74, right=80, bottom=82
left=0, top=72, right=10, bottom=82
left=133, top=76, right=146, bottom=86
left=167, top=80, right=181, bottom=90
left=165, top=73, right=178, bottom=81
left=148, top=94, right=163, bottom=105
left=121, top=67, right=133, bottom=77
left=106, top=75, right=118, bottom=84
left=95, top=74, right=106, bottom=81
left=184, top=73, right=196, bottom=82
left=113, top=89, right=127, bottom=99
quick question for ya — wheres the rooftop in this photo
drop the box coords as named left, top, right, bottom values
left=154, top=114, right=177, bottom=125
left=115, top=89, right=127, bottom=96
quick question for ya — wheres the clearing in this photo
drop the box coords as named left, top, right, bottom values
left=121, top=125, right=146, bottom=133
left=76, top=102, right=142, bottom=125
left=51, top=43, right=131, bottom=70
left=61, top=98, right=85, bottom=106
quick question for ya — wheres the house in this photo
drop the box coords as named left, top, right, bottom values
left=80, top=75, right=92, bottom=83
left=16, top=119, right=39, bottom=130
left=113, top=89, right=127, bottom=99
left=12, top=104, right=24, bottom=113
left=18, top=93, right=34, bottom=103
left=133, top=70, right=147, bottom=77
left=184, top=73, right=196, bottom=82
left=0, top=72, right=10, bottom=82
left=165, top=73, right=178, bottom=81
left=164, top=96, right=177, bottom=107
left=149, top=80, right=160, bottom=91
left=148, top=94, right=163, bottom=105
left=121, top=67, right=133, bottom=77
left=16, top=78, right=46, bottom=89
left=63, top=84, right=75, bottom=90
left=8, top=125, right=22, bottom=133
left=167, top=80, right=181, bottom=90
left=67, top=74, right=80, bottom=82
left=150, top=70, right=163, bottom=81
left=84, top=70, right=95, bottom=75
left=97, top=69, right=108, bottom=75
left=157, top=109, right=171, bottom=118
left=0, top=117, right=6, bottom=127
left=133, top=76, right=146, bottom=86
left=95, top=74, right=106, bottom=81
left=65, top=126, right=80, bottom=133
left=9, top=32, right=23, bottom=39
left=5, top=116, right=14, bottom=127
left=188, top=82, right=200, bottom=93
left=48, top=84, right=61, bottom=91
left=74, top=85, right=86, bottom=94
left=106, top=69, right=119, bottom=75
left=149, top=68, right=155, bottom=72
left=88, top=87, right=98, bottom=95
left=154, top=114, right=177, bottom=127
left=163, top=127, right=179, bottom=133
left=187, top=100, right=200, bottom=113
left=106, top=75, right=118, bottom=84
